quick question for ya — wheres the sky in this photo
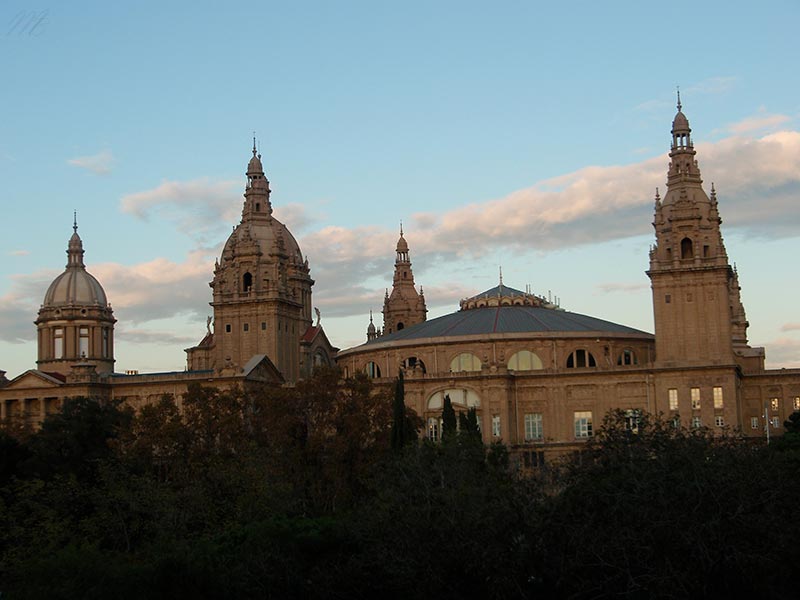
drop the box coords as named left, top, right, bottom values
left=1, top=1, right=799, bottom=377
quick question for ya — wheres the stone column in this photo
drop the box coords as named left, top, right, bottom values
left=39, top=398, right=46, bottom=421
left=0, top=399, right=7, bottom=421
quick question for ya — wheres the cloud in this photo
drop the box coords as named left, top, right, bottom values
left=757, top=337, right=800, bottom=369
left=0, top=270, right=59, bottom=343
left=685, top=76, right=737, bottom=96
left=120, top=178, right=242, bottom=244
left=725, top=110, right=792, bottom=135
left=116, top=328, right=198, bottom=346
left=781, top=323, right=800, bottom=332
left=91, top=248, right=216, bottom=325
left=300, top=125, right=800, bottom=320
left=67, top=149, right=114, bottom=175
left=595, top=283, right=650, bottom=294
left=8, top=250, right=29, bottom=256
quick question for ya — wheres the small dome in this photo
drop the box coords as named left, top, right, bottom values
left=42, top=226, right=108, bottom=307
left=672, top=110, right=690, bottom=133
left=247, top=153, right=263, bottom=174
left=396, top=234, right=409, bottom=252
left=222, top=217, right=304, bottom=265
left=43, top=269, right=108, bottom=307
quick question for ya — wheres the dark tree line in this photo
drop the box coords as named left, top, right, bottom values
left=1, top=370, right=799, bottom=599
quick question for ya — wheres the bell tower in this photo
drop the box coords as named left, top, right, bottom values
left=200, top=141, right=314, bottom=381
left=382, top=225, right=427, bottom=335
left=647, top=95, right=762, bottom=370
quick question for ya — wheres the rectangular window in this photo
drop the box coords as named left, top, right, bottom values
left=491, top=414, right=501, bottom=437
left=793, top=397, right=800, bottom=411
left=54, top=328, right=64, bottom=359
left=225, top=324, right=231, bottom=333
left=261, top=322, right=266, bottom=331
left=668, top=388, right=678, bottom=411
left=574, top=411, right=593, bottom=438
left=243, top=323, right=249, bottom=332
left=691, top=416, right=702, bottom=429
left=427, top=417, right=440, bottom=442
left=713, top=387, right=723, bottom=409
left=79, top=327, right=89, bottom=358
left=102, top=329, right=109, bottom=358
left=715, top=416, right=725, bottom=427
left=624, top=409, right=641, bottom=433
left=751, top=416, right=759, bottom=430
left=691, top=388, right=701, bottom=410
left=523, top=451, right=545, bottom=469
left=524, top=413, right=543, bottom=441
left=771, top=417, right=781, bottom=429
left=770, top=397, right=780, bottom=411
left=665, top=294, right=671, bottom=304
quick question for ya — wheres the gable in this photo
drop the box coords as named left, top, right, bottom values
left=3, top=370, right=65, bottom=391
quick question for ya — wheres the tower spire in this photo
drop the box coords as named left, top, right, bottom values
left=73, top=210, right=78, bottom=233
left=676, top=86, right=682, bottom=112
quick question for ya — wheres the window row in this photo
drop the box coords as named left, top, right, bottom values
left=52, top=327, right=111, bottom=359
left=363, top=346, right=643, bottom=378
left=767, top=397, right=800, bottom=412
left=425, top=411, right=596, bottom=442
left=668, top=386, right=725, bottom=411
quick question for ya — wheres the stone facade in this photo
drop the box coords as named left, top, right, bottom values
left=0, top=146, right=335, bottom=427
left=337, top=100, right=800, bottom=462
left=2, top=103, right=799, bottom=460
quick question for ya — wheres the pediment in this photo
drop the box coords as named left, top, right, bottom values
left=4, top=370, right=65, bottom=391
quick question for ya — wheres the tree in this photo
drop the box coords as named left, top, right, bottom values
left=441, top=394, right=456, bottom=441
left=390, top=372, right=420, bottom=451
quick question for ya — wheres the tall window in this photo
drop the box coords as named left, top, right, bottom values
left=750, top=416, right=759, bottom=430
left=54, top=328, right=64, bottom=359
left=668, top=388, right=678, bottom=411
left=574, top=411, right=593, bottom=438
left=770, top=398, right=780, bottom=411
left=617, top=349, right=638, bottom=366
left=427, top=417, right=441, bottom=441
left=794, top=397, right=800, bottom=411
left=365, top=362, right=381, bottom=378
left=79, top=327, right=89, bottom=358
left=491, top=415, right=501, bottom=437
left=102, top=328, right=109, bottom=358
left=524, top=413, right=543, bottom=441
left=691, top=388, right=701, bottom=410
left=713, top=387, right=723, bottom=409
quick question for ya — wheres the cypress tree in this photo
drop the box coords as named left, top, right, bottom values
left=390, top=371, right=406, bottom=451
left=442, top=394, right=457, bottom=441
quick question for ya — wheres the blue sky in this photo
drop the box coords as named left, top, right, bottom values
left=1, top=1, right=799, bottom=376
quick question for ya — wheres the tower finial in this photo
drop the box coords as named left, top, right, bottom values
left=499, top=265, right=503, bottom=288
left=676, top=86, right=682, bottom=112
left=252, top=132, right=257, bottom=156
left=399, top=220, right=403, bottom=236
left=73, top=210, right=78, bottom=233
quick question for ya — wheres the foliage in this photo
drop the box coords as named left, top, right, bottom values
left=2, top=392, right=800, bottom=599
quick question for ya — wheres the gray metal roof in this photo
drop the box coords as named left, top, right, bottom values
left=366, top=305, right=651, bottom=345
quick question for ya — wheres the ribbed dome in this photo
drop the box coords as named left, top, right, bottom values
left=42, top=226, right=109, bottom=307
left=222, top=217, right=305, bottom=264
left=44, top=269, right=107, bottom=307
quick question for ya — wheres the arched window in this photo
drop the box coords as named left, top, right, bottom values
left=365, top=361, right=381, bottom=378
left=450, top=352, right=482, bottom=372
left=427, top=388, right=481, bottom=410
left=566, top=349, right=596, bottom=369
left=243, top=272, right=253, bottom=292
left=397, top=322, right=405, bottom=330
left=680, top=237, right=693, bottom=260
left=617, top=349, right=638, bottom=366
left=508, top=350, right=544, bottom=371
left=402, top=356, right=426, bottom=374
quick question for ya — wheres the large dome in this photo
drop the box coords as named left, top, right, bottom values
left=222, top=218, right=304, bottom=265
left=42, top=229, right=109, bottom=307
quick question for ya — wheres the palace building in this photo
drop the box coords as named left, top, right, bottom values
left=2, top=102, right=799, bottom=460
